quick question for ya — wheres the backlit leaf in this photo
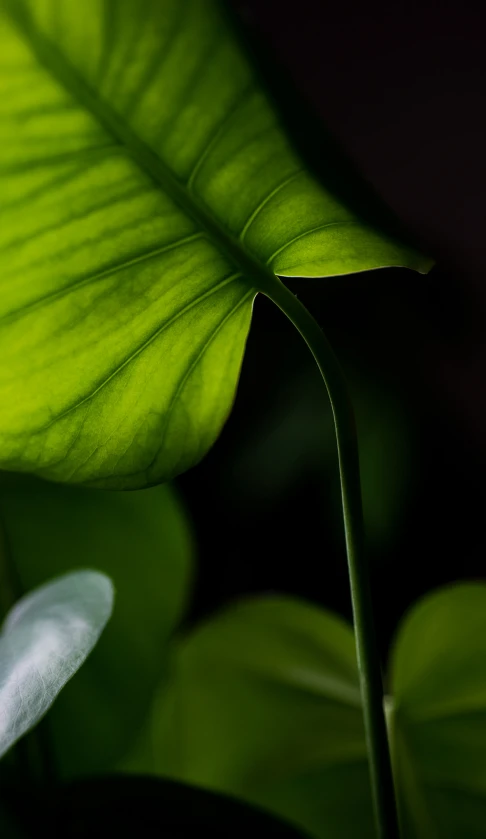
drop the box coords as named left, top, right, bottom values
left=0, top=0, right=432, bottom=488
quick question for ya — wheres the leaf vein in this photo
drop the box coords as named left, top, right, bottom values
left=266, top=220, right=360, bottom=267
left=239, top=169, right=304, bottom=243
left=45, top=271, right=244, bottom=428
left=186, top=82, right=254, bottom=193
left=0, top=232, right=205, bottom=325
left=144, top=288, right=254, bottom=479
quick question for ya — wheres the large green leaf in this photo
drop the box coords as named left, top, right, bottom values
left=0, top=475, right=194, bottom=776
left=0, top=0, right=432, bottom=489
left=136, top=581, right=486, bottom=838
left=389, top=583, right=486, bottom=839
left=140, top=595, right=374, bottom=839
left=0, top=569, right=113, bottom=760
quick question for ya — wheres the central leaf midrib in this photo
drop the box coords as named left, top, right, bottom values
left=9, top=4, right=278, bottom=296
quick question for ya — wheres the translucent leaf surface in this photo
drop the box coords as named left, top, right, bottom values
left=0, top=0, right=432, bottom=488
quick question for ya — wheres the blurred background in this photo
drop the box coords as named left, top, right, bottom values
left=175, top=0, right=486, bottom=669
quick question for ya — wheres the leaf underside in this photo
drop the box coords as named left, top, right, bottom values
left=0, top=474, right=194, bottom=776
left=0, top=570, right=113, bottom=759
left=0, top=0, right=432, bottom=488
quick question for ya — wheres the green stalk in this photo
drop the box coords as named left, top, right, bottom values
left=260, top=275, right=400, bottom=839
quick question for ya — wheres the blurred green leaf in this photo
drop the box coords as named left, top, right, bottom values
left=0, top=475, right=194, bottom=777
left=389, top=582, right=486, bottom=838
left=0, top=0, right=431, bottom=489
left=142, top=595, right=374, bottom=839
left=141, top=582, right=486, bottom=838
left=0, top=570, right=113, bottom=760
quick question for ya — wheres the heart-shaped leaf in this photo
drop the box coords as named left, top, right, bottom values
left=0, top=0, right=432, bottom=489
left=140, top=583, right=486, bottom=838
left=138, top=595, right=375, bottom=839
left=0, top=474, right=194, bottom=776
left=389, top=582, right=486, bottom=839
left=0, top=569, right=113, bottom=760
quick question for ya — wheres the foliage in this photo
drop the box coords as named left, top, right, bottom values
left=0, top=475, right=194, bottom=776
left=389, top=583, right=486, bottom=839
left=0, top=2, right=478, bottom=839
left=128, top=584, right=486, bottom=839
left=0, top=0, right=429, bottom=488
left=0, top=570, right=113, bottom=760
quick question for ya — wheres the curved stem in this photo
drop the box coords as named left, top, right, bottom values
left=259, top=275, right=400, bottom=839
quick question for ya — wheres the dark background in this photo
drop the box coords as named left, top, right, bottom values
left=176, top=0, right=486, bottom=668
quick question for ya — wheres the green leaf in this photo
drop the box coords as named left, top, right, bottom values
left=389, top=583, right=486, bottom=838
left=0, top=0, right=432, bottom=489
left=142, top=595, right=374, bottom=839
left=0, top=569, right=113, bottom=760
left=0, top=474, right=194, bottom=776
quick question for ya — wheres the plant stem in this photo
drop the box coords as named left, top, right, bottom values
left=259, top=275, right=400, bottom=839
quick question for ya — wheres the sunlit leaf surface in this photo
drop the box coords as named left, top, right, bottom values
left=0, top=0, right=431, bottom=488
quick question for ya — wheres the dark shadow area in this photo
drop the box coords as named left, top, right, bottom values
left=1, top=775, right=308, bottom=838
left=175, top=0, right=486, bottom=665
